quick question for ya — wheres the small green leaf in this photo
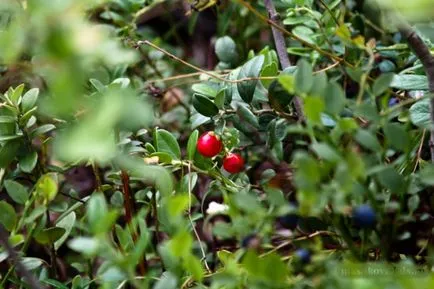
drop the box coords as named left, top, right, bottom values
left=34, top=227, right=66, bottom=245
left=376, top=166, right=405, bottom=194
left=260, top=62, right=278, bottom=88
left=191, top=82, right=219, bottom=99
left=30, top=124, right=56, bottom=138
left=409, top=98, right=430, bottom=128
left=54, top=212, right=76, bottom=250
left=215, top=36, right=238, bottom=64
left=187, top=130, right=199, bottom=160
left=304, top=97, right=324, bottom=125
left=35, top=174, right=58, bottom=203
left=215, top=89, right=225, bottom=109
left=311, top=143, right=341, bottom=162
left=153, top=272, right=178, bottom=289
left=390, top=74, right=428, bottom=90
left=324, top=82, right=345, bottom=115
left=68, top=237, right=100, bottom=255
left=383, top=123, right=409, bottom=151
left=0, top=201, right=17, bottom=231
left=21, top=88, right=39, bottom=113
left=372, top=73, right=394, bottom=96
left=89, top=79, right=106, bottom=92
left=237, top=55, right=265, bottom=103
left=4, top=180, right=29, bottom=204
left=155, top=129, right=181, bottom=159
left=19, top=151, right=38, bottom=173
left=0, top=140, right=20, bottom=168
left=295, top=59, right=313, bottom=94
left=193, top=94, right=219, bottom=117
left=237, top=105, right=259, bottom=129
left=184, top=254, right=204, bottom=282
left=354, top=129, right=381, bottom=151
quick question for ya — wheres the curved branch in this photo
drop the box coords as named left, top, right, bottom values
left=399, top=22, right=434, bottom=161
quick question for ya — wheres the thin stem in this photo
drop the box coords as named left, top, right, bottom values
left=237, top=0, right=349, bottom=65
left=317, top=0, right=340, bottom=26
left=187, top=163, right=211, bottom=272
left=263, top=0, right=305, bottom=122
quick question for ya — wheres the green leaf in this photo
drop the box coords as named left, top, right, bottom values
left=21, top=257, right=44, bottom=271
left=187, top=130, right=199, bottom=160
left=310, top=72, right=328, bottom=97
left=191, top=82, right=219, bottom=99
left=376, top=166, right=405, bottom=193
left=372, top=73, right=394, bottom=96
left=9, top=84, right=24, bottom=106
left=354, top=129, right=381, bottom=151
left=153, top=272, right=178, bottom=289
left=155, top=129, right=181, bottom=159
left=55, top=212, right=76, bottom=250
left=304, top=97, right=324, bottom=125
left=68, top=237, right=100, bottom=255
left=409, top=98, right=430, bottom=128
left=0, top=140, right=20, bottom=168
left=215, top=36, right=238, bottom=64
left=390, top=74, right=428, bottom=90
left=4, top=180, right=29, bottom=204
left=260, top=62, right=278, bottom=88
left=21, top=88, right=39, bottom=113
left=35, top=174, right=58, bottom=203
left=184, top=254, right=204, bottom=282
left=237, top=105, right=259, bottom=129
left=237, top=55, right=265, bottom=103
left=192, top=94, right=219, bottom=117
left=295, top=59, right=313, bottom=94
left=324, top=82, right=345, bottom=115
left=30, top=124, right=56, bottom=138
left=292, top=26, right=315, bottom=44
left=19, top=151, right=38, bottom=173
left=215, top=89, right=225, bottom=109
left=169, top=230, right=193, bottom=258
left=418, top=164, right=434, bottom=186
left=89, top=79, right=106, bottom=92
left=0, top=201, right=17, bottom=231
left=34, top=227, right=66, bottom=245
left=311, top=143, right=342, bottom=162
left=383, top=123, right=409, bottom=151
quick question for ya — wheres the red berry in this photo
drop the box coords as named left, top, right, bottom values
left=197, top=131, right=223, bottom=158
left=223, top=153, right=244, bottom=173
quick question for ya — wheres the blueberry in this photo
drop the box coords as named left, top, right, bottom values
left=388, top=97, right=398, bottom=107
left=277, top=214, right=299, bottom=230
left=352, top=204, right=376, bottom=228
left=241, top=234, right=261, bottom=249
left=295, top=248, right=311, bottom=264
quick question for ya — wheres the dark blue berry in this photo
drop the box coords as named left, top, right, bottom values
left=278, top=214, right=299, bottom=230
left=388, top=98, right=398, bottom=107
left=241, top=234, right=261, bottom=249
left=295, top=248, right=311, bottom=264
left=352, top=204, right=376, bottom=228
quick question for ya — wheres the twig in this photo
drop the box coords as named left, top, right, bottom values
left=138, top=40, right=278, bottom=84
left=187, top=163, right=211, bottom=272
left=0, top=225, right=46, bottom=289
left=263, top=0, right=305, bottom=122
left=413, top=129, right=426, bottom=172
left=237, top=0, right=349, bottom=65
left=398, top=21, right=434, bottom=161
left=317, top=0, right=340, bottom=26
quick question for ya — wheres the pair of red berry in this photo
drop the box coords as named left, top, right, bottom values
left=196, top=131, right=244, bottom=174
